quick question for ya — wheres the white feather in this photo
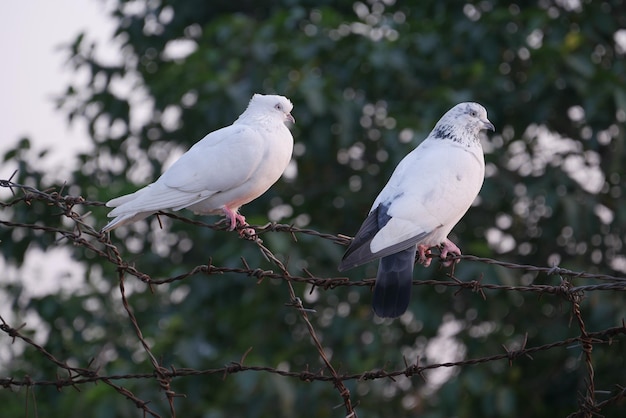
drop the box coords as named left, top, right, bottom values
left=339, top=101, right=493, bottom=318
left=370, top=140, right=485, bottom=253
left=103, top=94, right=295, bottom=232
left=366, top=102, right=491, bottom=255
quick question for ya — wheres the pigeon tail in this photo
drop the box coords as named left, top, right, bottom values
left=102, top=211, right=152, bottom=233
left=372, top=246, right=416, bottom=318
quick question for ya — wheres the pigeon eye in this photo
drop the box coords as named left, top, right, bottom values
left=275, top=103, right=283, bottom=111
left=469, top=110, right=478, bottom=117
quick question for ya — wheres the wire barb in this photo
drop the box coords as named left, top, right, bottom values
left=1, top=178, right=625, bottom=417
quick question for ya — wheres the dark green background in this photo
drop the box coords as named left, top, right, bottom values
left=1, top=1, right=626, bottom=416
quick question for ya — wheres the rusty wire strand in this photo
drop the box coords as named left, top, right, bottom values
left=1, top=179, right=626, bottom=418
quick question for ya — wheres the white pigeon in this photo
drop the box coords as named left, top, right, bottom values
left=102, top=94, right=295, bottom=233
left=338, top=102, right=494, bottom=318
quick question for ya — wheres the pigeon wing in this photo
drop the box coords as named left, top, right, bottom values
left=107, top=124, right=265, bottom=216
left=162, top=125, right=265, bottom=193
left=340, top=206, right=385, bottom=271
left=338, top=202, right=431, bottom=270
left=340, top=141, right=483, bottom=269
left=370, top=142, right=483, bottom=251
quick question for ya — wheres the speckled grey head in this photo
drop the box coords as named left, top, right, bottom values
left=430, top=102, right=494, bottom=146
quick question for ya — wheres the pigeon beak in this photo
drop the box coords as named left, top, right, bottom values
left=286, top=113, right=295, bottom=124
left=483, top=119, right=495, bottom=132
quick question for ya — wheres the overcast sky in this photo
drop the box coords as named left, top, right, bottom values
left=0, top=0, right=117, bottom=180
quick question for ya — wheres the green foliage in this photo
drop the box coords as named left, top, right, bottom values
left=2, top=1, right=626, bottom=417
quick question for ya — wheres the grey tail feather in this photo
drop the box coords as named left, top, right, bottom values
left=372, top=246, right=416, bottom=318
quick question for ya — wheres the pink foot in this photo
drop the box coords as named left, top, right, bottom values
left=222, top=207, right=255, bottom=237
left=233, top=213, right=247, bottom=228
left=222, top=207, right=239, bottom=230
left=417, top=245, right=433, bottom=267
left=440, top=239, right=461, bottom=266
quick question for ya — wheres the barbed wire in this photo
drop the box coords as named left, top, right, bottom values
left=1, top=178, right=625, bottom=418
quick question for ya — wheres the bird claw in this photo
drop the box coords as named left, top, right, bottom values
left=417, top=245, right=432, bottom=267
left=223, top=207, right=248, bottom=231
left=416, top=240, right=461, bottom=267
left=229, top=214, right=247, bottom=231
left=239, top=226, right=257, bottom=239
left=232, top=214, right=257, bottom=239
left=440, top=239, right=461, bottom=267
left=221, top=208, right=256, bottom=238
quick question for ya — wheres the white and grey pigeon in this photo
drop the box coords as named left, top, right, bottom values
left=102, top=94, right=295, bottom=233
left=338, top=102, right=494, bottom=318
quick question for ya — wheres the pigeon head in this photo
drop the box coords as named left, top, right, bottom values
left=245, top=94, right=295, bottom=124
left=430, top=102, right=494, bottom=145
left=460, top=102, right=495, bottom=132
